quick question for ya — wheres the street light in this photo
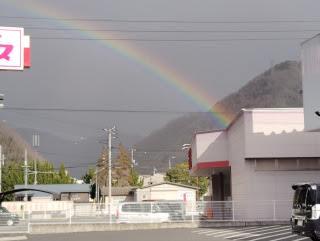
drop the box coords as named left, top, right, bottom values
left=182, top=143, right=190, bottom=150
left=182, top=144, right=198, bottom=200
left=169, top=156, right=176, bottom=170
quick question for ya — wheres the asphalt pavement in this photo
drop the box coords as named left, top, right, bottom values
left=0, top=225, right=312, bottom=241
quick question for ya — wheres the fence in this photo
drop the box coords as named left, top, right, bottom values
left=0, top=200, right=292, bottom=233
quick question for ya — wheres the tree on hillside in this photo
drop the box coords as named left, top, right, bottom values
left=113, top=142, right=131, bottom=186
left=165, top=162, right=208, bottom=198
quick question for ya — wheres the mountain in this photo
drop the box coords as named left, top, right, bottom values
left=133, top=60, right=302, bottom=175
left=0, top=119, right=44, bottom=166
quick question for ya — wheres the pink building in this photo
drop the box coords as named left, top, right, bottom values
left=189, top=108, right=320, bottom=202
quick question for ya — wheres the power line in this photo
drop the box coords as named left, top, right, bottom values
left=5, top=109, right=102, bottom=130
left=1, top=15, right=320, bottom=23
left=3, top=120, right=101, bottom=143
left=24, top=27, right=320, bottom=33
left=31, top=36, right=308, bottom=42
left=4, top=107, right=233, bottom=114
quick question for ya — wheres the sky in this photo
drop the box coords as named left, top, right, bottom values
left=0, top=0, right=320, bottom=178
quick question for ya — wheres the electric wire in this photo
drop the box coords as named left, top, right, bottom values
left=1, top=15, right=320, bottom=23
left=31, top=36, right=308, bottom=42
left=3, top=107, right=236, bottom=114
left=23, top=27, right=320, bottom=33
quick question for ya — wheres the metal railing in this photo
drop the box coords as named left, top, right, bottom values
left=0, top=200, right=292, bottom=233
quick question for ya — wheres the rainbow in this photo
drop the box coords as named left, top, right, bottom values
left=2, top=1, right=233, bottom=128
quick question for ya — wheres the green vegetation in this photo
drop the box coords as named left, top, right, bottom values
left=1, top=161, right=74, bottom=201
left=129, top=168, right=143, bottom=187
left=165, top=162, right=208, bottom=198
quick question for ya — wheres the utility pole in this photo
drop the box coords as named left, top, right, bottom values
left=103, top=127, right=116, bottom=223
left=0, top=145, right=2, bottom=193
left=95, top=165, right=98, bottom=203
left=130, top=149, right=136, bottom=170
left=32, top=135, right=40, bottom=185
left=24, top=149, right=29, bottom=201
left=108, top=129, right=112, bottom=222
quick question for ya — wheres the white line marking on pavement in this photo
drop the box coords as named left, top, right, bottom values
left=224, top=232, right=260, bottom=238
left=294, top=237, right=311, bottom=241
left=205, top=226, right=283, bottom=236
left=0, top=236, right=27, bottom=241
left=271, top=234, right=298, bottom=241
left=249, top=231, right=292, bottom=241
left=198, top=229, right=229, bottom=234
left=233, top=227, right=290, bottom=240
left=192, top=229, right=212, bottom=233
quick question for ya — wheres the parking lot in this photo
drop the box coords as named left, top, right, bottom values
left=0, top=225, right=311, bottom=241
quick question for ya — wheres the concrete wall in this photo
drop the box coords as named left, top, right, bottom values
left=3, top=200, right=74, bottom=213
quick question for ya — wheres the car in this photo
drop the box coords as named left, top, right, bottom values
left=116, top=202, right=171, bottom=223
left=0, top=206, right=19, bottom=226
left=156, top=202, right=185, bottom=221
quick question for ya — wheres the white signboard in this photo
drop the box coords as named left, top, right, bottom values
left=178, top=191, right=195, bottom=201
left=0, top=26, right=24, bottom=70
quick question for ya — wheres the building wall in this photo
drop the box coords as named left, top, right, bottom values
left=195, top=131, right=228, bottom=163
left=191, top=109, right=320, bottom=207
left=60, top=193, right=90, bottom=203
left=243, top=109, right=320, bottom=201
left=245, top=158, right=320, bottom=201
left=104, top=195, right=134, bottom=213
left=245, top=109, right=320, bottom=158
left=141, top=173, right=165, bottom=186
left=227, top=114, right=247, bottom=201
left=135, top=184, right=196, bottom=202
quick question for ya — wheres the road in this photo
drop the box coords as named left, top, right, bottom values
left=0, top=225, right=312, bottom=241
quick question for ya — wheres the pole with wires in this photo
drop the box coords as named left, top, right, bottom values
left=103, top=127, right=117, bottom=223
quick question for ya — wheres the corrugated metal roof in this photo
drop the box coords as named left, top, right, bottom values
left=100, top=186, right=138, bottom=196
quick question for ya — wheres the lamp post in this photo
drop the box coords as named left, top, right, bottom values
left=169, top=156, right=176, bottom=170
left=182, top=144, right=198, bottom=200
left=103, top=127, right=117, bottom=223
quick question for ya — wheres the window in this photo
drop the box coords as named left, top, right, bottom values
left=253, top=158, right=320, bottom=171
left=122, top=204, right=141, bottom=212
left=256, top=159, right=275, bottom=170
left=299, top=158, right=318, bottom=169
left=278, top=158, right=297, bottom=170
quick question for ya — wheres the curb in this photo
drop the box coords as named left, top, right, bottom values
left=29, top=221, right=290, bottom=234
